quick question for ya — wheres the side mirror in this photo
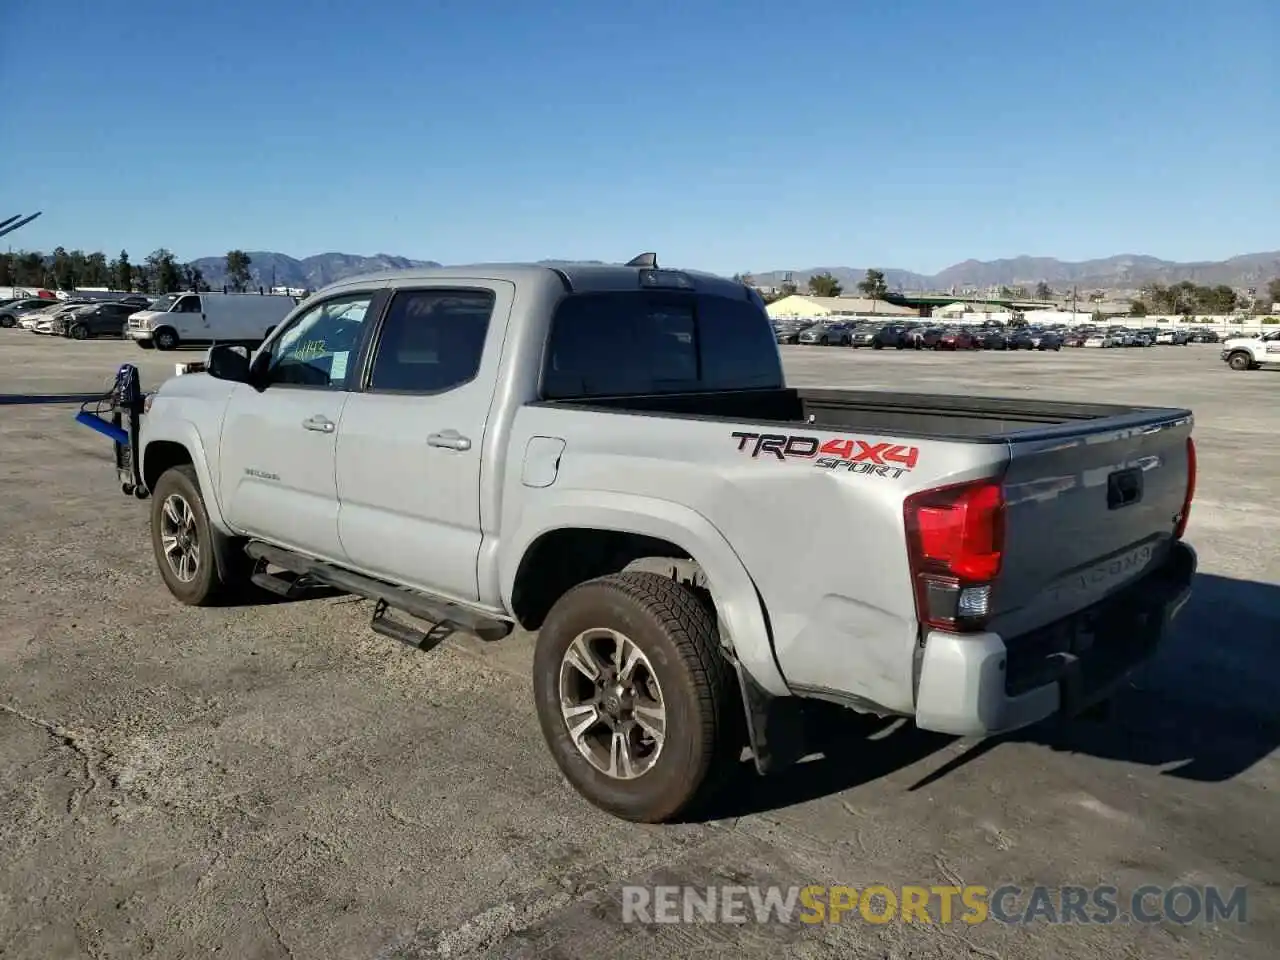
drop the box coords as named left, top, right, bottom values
left=206, top=344, right=251, bottom=383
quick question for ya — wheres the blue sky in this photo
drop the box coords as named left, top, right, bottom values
left=2, top=0, right=1276, bottom=275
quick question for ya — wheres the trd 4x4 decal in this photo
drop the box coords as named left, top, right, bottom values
left=731, top=431, right=919, bottom=479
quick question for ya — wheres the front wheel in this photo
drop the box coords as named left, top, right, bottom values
left=1227, top=352, right=1254, bottom=371
left=150, top=465, right=253, bottom=605
left=0, top=315, right=14, bottom=328
left=532, top=572, right=738, bottom=823
left=70, top=323, right=89, bottom=340
left=154, top=327, right=179, bottom=351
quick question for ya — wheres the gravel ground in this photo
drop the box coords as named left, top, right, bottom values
left=1, top=334, right=1276, bottom=959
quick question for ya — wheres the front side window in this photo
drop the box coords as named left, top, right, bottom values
left=367, top=288, right=495, bottom=393
left=265, top=293, right=374, bottom=389
left=175, top=295, right=202, bottom=313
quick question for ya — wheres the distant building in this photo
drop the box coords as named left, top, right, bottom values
left=765, top=295, right=917, bottom=319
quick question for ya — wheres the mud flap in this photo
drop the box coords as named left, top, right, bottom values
left=735, top=660, right=808, bottom=775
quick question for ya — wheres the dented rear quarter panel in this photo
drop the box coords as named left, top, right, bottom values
left=499, top=403, right=1010, bottom=714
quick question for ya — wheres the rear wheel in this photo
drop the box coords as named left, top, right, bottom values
left=532, top=572, right=738, bottom=823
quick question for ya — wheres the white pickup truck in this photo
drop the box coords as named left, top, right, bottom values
left=1221, top=329, right=1280, bottom=370
left=106, top=255, right=1198, bottom=822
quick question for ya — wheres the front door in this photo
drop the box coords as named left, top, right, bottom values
left=218, top=290, right=380, bottom=562
left=335, top=283, right=512, bottom=602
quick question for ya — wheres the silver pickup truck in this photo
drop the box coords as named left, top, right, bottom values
left=108, top=255, right=1197, bottom=823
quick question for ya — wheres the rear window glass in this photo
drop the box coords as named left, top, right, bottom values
left=542, top=292, right=783, bottom=399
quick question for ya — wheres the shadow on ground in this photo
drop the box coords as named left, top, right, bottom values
left=704, top=572, right=1279, bottom=819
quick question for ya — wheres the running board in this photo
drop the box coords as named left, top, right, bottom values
left=244, top=541, right=513, bottom=643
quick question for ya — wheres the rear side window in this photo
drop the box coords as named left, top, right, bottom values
left=368, top=288, right=495, bottom=393
left=542, top=292, right=782, bottom=399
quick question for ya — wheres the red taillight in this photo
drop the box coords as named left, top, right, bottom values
left=1174, top=436, right=1196, bottom=539
left=904, top=478, right=1005, bottom=631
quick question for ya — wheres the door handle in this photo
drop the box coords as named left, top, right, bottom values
left=427, top=430, right=471, bottom=451
left=302, top=415, right=335, bottom=433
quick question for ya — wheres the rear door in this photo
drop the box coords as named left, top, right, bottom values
left=993, top=411, right=1193, bottom=636
left=334, top=282, right=513, bottom=602
left=218, top=289, right=381, bottom=561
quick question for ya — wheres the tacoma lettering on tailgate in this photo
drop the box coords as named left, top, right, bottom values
left=731, top=432, right=919, bottom=478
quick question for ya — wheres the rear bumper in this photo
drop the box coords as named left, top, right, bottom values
left=914, top=541, right=1197, bottom=737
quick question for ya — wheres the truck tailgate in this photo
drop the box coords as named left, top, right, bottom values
left=992, top=410, right=1194, bottom=637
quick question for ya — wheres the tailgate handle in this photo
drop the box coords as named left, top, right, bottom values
left=1107, top=467, right=1143, bottom=509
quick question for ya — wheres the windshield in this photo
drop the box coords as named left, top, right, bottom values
left=147, top=295, right=180, bottom=312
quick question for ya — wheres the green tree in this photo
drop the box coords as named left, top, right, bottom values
left=83, top=252, right=109, bottom=286
left=807, top=271, right=843, bottom=297
left=225, top=250, right=253, bottom=292
left=182, top=263, right=210, bottom=291
left=14, top=251, right=45, bottom=286
left=113, top=250, right=133, bottom=292
left=52, top=246, right=78, bottom=290
left=0, top=253, right=11, bottom=286
left=146, top=248, right=183, bottom=293
left=1129, top=300, right=1148, bottom=317
left=778, top=281, right=798, bottom=299
left=1034, top=281, right=1053, bottom=299
left=856, top=268, right=888, bottom=301
left=1267, top=278, right=1280, bottom=307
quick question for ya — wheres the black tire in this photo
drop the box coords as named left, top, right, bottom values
left=1227, top=351, right=1253, bottom=371
left=150, top=465, right=253, bottom=606
left=532, top=571, right=738, bottom=823
left=70, top=323, right=89, bottom=340
left=154, top=327, right=179, bottom=351
left=819, top=337, right=828, bottom=346
left=0, top=315, right=14, bottom=328
left=872, top=342, right=883, bottom=350
left=136, top=340, right=155, bottom=350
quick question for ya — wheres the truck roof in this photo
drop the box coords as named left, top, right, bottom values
left=316, top=260, right=749, bottom=300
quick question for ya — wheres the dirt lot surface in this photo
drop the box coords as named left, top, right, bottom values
left=1, top=335, right=1276, bottom=959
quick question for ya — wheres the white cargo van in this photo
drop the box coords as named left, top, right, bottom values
left=125, top=292, right=298, bottom=351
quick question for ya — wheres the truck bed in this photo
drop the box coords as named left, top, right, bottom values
left=538, top=387, right=1178, bottom=441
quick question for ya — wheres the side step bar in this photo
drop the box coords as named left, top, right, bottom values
left=244, top=541, right=514, bottom=644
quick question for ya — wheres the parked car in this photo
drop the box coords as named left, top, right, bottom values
left=798, top=321, right=853, bottom=346
left=1031, top=330, right=1064, bottom=351
left=58, top=301, right=142, bottom=339
left=1062, top=331, right=1090, bottom=347
left=1154, top=330, right=1190, bottom=345
left=870, top=323, right=912, bottom=349
left=975, top=328, right=1009, bottom=350
left=19, top=301, right=88, bottom=330
left=0, top=297, right=58, bottom=327
left=849, top=325, right=880, bottom=348
left=936, top=329, right=978, bottom=350
left=772, top=321, right=813, bottom=345
left=95, top=254, right=1197, bottom=824
left=1187, top=328, right=1220, bottom=344
left=1082, top=333, right=1115, bottom=348
left=2, top=299, right=61, bottom=328
left=1006, top=329, right=1036, bottom=350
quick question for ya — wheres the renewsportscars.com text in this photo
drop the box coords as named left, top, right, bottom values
left=621, top=884, right=1248, bottom=926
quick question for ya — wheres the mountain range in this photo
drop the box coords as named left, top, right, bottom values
left=748, top=252, right=1280, bottom=294
left=187, top=250, right=1280, bottom=295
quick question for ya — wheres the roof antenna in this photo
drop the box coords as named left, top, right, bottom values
left=625, top=252, right=658, bottom=268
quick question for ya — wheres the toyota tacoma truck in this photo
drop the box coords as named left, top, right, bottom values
left=100, top=254, right=1198, bottom=823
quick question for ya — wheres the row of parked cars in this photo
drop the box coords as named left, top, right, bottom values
left=0, top=295, right=155, bottom=338
left=773, top=318, right=1224, bottom=351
